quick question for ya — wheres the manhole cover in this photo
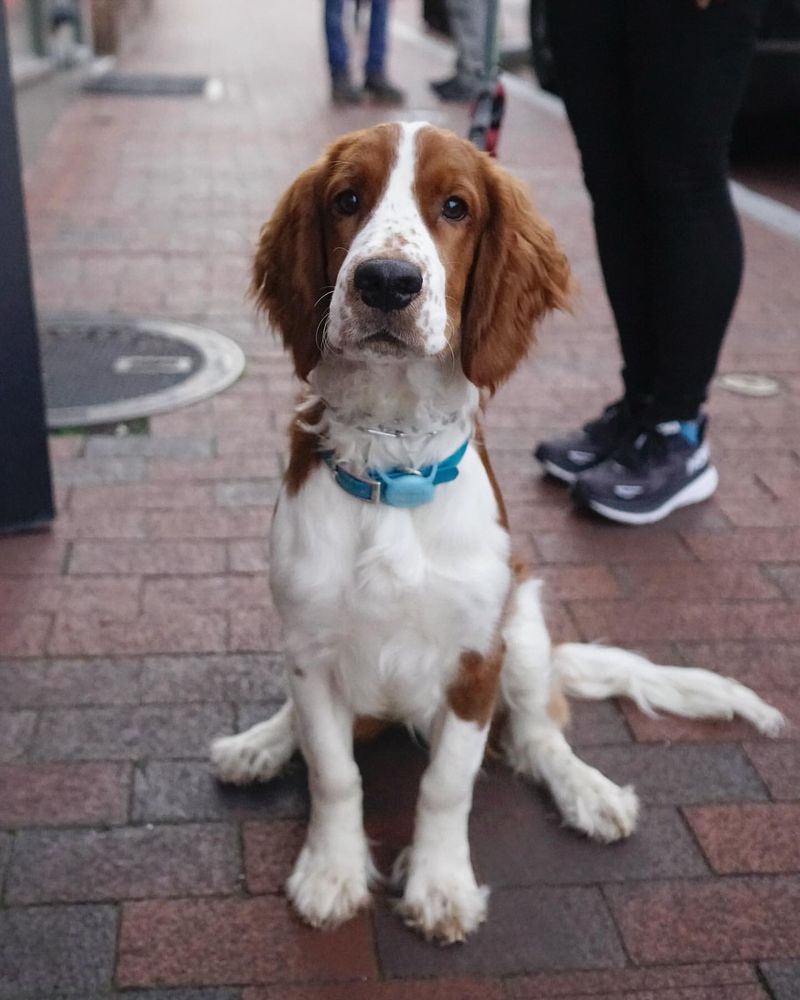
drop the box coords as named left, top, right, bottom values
left=83, top=74, right=211, bottom=97
left=41, top=317, right=245, bottom=428
left=715, top=373, right=782, bottom=398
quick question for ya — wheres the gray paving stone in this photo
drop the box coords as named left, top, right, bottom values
left=0, top=905, right=116, bottom=998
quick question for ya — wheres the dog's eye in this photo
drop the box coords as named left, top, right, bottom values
left=334, top=190, right=359, bottom=216
left=442, top=196, right=468, bottom=221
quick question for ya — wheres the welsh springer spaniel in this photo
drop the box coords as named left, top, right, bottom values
left=211, top=122, right=783, bottom=943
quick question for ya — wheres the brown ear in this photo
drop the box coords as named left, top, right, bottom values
left=461, top=159, right=572, bottom=393
left=251, top=164, right=327, bottom=380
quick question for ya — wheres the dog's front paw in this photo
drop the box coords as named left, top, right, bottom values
left=555, top=761, right=639, bottom=843
left=210, top=731, right=288, bottom=786
left=397, top=860, right=488, bottom=944
left=287, top=843, right=372, bottom=929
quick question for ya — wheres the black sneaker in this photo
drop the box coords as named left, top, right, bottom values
left=534, top=401, right=637, bottom=484
left=570, top=416, right=719, bottom=525
left=364, top=74, right=405, bottom=105
left=332, top=72, right=363, bottom=105
left=429, top=74, right=482, bottom=102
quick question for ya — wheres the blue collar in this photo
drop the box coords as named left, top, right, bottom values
left=321, top=439, right=470, bottom=509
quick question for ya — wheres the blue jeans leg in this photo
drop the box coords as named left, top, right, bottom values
left=325, top=0, right=349, bottom=76
left=365, top=0, right=389, bottom=77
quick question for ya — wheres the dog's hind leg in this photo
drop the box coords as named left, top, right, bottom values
left=210, top=699, right=298, bottom=785
left=499, top=578, right=639, bottom=843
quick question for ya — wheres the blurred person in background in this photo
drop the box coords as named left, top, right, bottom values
left=430, top=0, right=489, bottom=101
left=534, top=0, right=766, bottom=525
left=325, top=0, right=405, bottom=104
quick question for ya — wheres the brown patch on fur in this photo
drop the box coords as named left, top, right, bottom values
left=353, top=716, right=390, bottom=742
left=548, top=682, right=571, bottom=730
left=251, top=124, right=399, bottom=381
left=472, top=419, right=508, bottom=530
left=284, top=398, right=325, bottom=497
left=448, top=647, right=504, bottom=728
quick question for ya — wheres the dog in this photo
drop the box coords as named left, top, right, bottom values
left=211, top=122, right=784, bottom=944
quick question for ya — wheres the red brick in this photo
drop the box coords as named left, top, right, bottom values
left=513, top=987, right=767, bottom=999
left=228, top=607, right=283, bottom=652
left=0, top=575, right=140, bottom=616
left=0, top=613, right=51, bottom=656
left=745, top=742, right=800, bottom=800
left=682, top=528, right=800, bottom=562
left=243, top=819, right=305, bottom=893
left=0, top=533, right=68, bottom=574
left=51, top=508, right=146, bottom=539
left=228, top=539, right=270, bottom=572
left=504, top=964, right=760, bottom=998
left=49, top=609, right=227, bottom=655
left=536, top=564, right=623, bottom=600
left=143, top=575, right=270, bottom=612
left=244, top=980, right=504, bottom=1000
left=117, top=896, right=377, bottom=987
left=150, top=453, right=281, bottom=482
left=6, top=823, right=241, bottom=903
left=0, top=762, right=129, bottom=826
left=678, top=641, right=800, bottom=691
left=145, top=507, right=271, bottom=538
left=70, top=483, right=214, bottom=510
left=685, top=804, right=800, bottom=874
left=719, top=497, right=800, bottom=528
left=607, top=876, right=800, bottom=963
left=69, top=540, right=226, bottom=574
left=214, top=480, right=280, bottom=508
left=535, top=527, right=694, bottom=564
left=569, top=600, right=800, bottom=642
left=611, top=562, right=780, bottom=600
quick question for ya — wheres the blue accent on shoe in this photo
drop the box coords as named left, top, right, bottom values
left=679, top=420, right=700, bottom=447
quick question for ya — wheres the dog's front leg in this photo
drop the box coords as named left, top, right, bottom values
left=396, top=707, right=489, bottom=944
left=287, top=664, right=373, bottom=928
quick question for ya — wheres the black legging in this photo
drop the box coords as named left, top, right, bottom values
left=547, top=0, right=766, bottom=422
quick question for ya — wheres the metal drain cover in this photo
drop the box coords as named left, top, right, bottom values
left=41, top=317, right=245, bottom=428
left=83, top=74, right=211, bottom=97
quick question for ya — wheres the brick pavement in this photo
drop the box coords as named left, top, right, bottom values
left=2, top=0, right=800, bottom=996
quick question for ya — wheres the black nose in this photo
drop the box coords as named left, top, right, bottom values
left=353, top=258, right=423, bottom=312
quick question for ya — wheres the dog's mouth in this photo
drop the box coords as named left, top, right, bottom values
left=358, top=329, right=412, bottom=357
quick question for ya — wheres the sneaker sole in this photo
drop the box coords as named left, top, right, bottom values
left=582, top=465, right=719, bottom=526
left=536, top=457, right=578, bottom=485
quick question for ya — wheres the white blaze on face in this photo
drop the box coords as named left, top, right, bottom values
left=327, top=122, right=449, bottom=355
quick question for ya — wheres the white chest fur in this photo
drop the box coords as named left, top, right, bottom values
left=270, top=446, right=511, bottom=730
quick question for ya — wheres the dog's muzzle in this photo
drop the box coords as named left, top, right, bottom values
left=353, top=258, right=423, bottom=312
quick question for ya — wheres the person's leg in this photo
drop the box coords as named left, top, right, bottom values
left=365, top=0, right=388, bottom=78
left=363, top=0, right=404, bottom=103
left=432, top=0, right=488, bottom=98
left=546, top=0, right=655, bottom=410
left=629, top=0, right=767, bottom=423
left=324, top=0, right=349, bottom=76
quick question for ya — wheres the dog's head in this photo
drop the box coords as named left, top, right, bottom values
left=253, top=122, right=571, bottom=392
